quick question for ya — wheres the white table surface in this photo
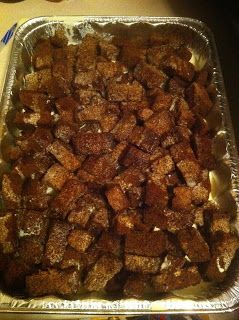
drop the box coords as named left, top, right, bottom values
left=0, top=0, right=238, bottom=319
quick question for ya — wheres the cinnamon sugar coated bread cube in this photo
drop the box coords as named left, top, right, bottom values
left=44, top=221, right=71, bottom=266
left=50, top=179, right=86, bottom=217
left=162, top=55, right=195, bottom=82
left=153, top=266, right=201, bottom=292
left=73, top=132, right=114, bottom=155
left=47, top=140, right=80, bottom=171
left=172, top=186, right=192, bottom=211
left=121, top=145, right=150, bottom=168
left=125, top=231, right=167, bottom=257
left=18, top=237, right=44, bottom=265
left=26, top=268, right=79, bottom=296
left=125, top=254, right=161, bottom=274
left=145, top=110, right=174, bottom=137
left=43, top=163, right=71, bottom=190
left=17, top=210, right=48, bottom=240
left=186, top=82, right=213, bottom=116
left=123, top=274, right=147, bottom=298
left=0, top=213, right=16, bottom=254
left=177, top=159, right=202, bottom=187
left=84, top=255, right=122, bottom=291
left=0, top=27, right=237, bottom=299
left=97, top=232, right=121, bottom=256
left=1, top=172, right=22, bottom=209
left=177, top=227, right=210, bottom=262
left=105, top=185, right=129, bottom=211
left=68, top=229, right=93, bottom=253
left=206, top=233, right=239, bottom=282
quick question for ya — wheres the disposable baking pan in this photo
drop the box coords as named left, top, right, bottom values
left=0, top=16, right=238, bottom=317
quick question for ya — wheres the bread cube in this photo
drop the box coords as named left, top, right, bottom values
left=4, top=258, right=31, bottom=290
left=113, top=167, right=145, bottom=191
left=134, top=62, right=168, bottom=88
left=177, top=227, right=210, bottom=262
left=0, top=213, right=16, bottom=254
left=107, top=81, right=144, bottom=102
left=68, top=228, right=93, bottom=253
left=145, top=110, right=174, bottom=137
left=33, top=39, right=53, bottom=70
left=206, top=232, right=239, bottom=282
left=176, top=98, right=195, bottom=128
left=153, top=266, right=201, bottom=292
left=105, top=185, right=129, bottom=212
left=147, top=45, right=175, bottom=66
left=26, top=268, right=79, bottom=296
left=82, top=154, right=118, bottom=183
left=76, top=34, right=98, bottom=71
left=73, top=132, right=114, bottom=155
left=60, top=246, right=83, bottom=270
left=99, top=40, right=119, bottom=60
left=192, top=182, right=210, bottom=205
left=186, top=82, right=213, bottom=116
left=125, top=254, right=161, bottom=274
left=53, top=60, right=74, bottom=83
left=162, top=55, right=195, bottom=82
left=130, top=126, right=161, bottom=154
left=25, top=69, right=52, bottom=91
left=125, top=231, right=167, bottom=257
left=114, top=210, right=143, bottom=235
left=151, top=155, right=175, bottom=179
left=18, top=237, right=44, bottom=265
left=23, top=180, right=50, bottom=210
left=97, top=61, right=124, bottom=80
left=50, top=179, right=86, bottom=217
left=16, top=127, right=53, bottom=154
left=43, top=163, right=71, bottom=190
left=47, top=140, right=81, bottom=171
left=84, top=255, right=122, bottom=291
left=54, top=122, right=76, bottom=144
left=170, top=141, right=195, bottom=163
left=2, top=172, right=22, bottom=209
left=55, top=96, right=79, bottom=123
left=44, top=221, right=71, bottom=266
left=123, top=274, right=147, bottom=298
left=19, top=90, right=52, bottom=112
left=121, top=43, right=145, bottom=68
left=90, top=207, right=109, bottom=231
left=145, top=181, right=168, bottom=208
left=152, top=89, right=174, bottom=112
left=137, top=108, right=154, bottom=121
left=210, top=210, right=231, bottom=234
left=172, top=186, right=192, bottom=211
left=14, top=110, right=53, bottom=127
left=161, top=131, right=179, bottom=149
left=194, top=133, right=215, bottom=170
left=144, top=207, right=195, bottom=233
left=121, top=145, right=150, bottom=168
left=111, top=113, right=136, bottom=141
left=17, top=210, right=48, bottom=240
left=97, top=232, right=121, bottom=256
left=160, top=254, right=186, bottom=272
left=15, top=151, right=53, bottom=179
left=127, top=186, right=144, bottom=208
left=74, top=70, right=96, bottom=88
left=177, top=159, right=202, bottom=187
left=168, top=77, right=185, bottom=96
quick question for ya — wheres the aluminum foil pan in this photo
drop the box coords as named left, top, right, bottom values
left=0, top=16, right=239, bottom=316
